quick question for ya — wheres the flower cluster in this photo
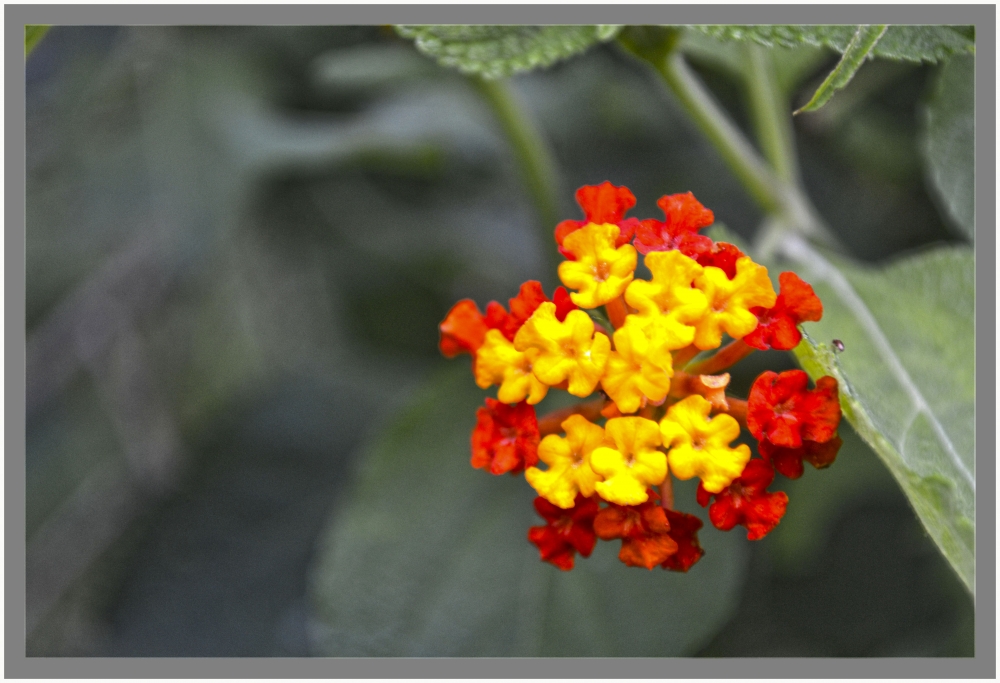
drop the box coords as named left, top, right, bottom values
left=440, top=182, right=842, bottom=572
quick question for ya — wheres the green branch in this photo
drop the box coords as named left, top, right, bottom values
left=470, top=76, right=564, bottom=276
left=744, top=43, right=798, bottom=184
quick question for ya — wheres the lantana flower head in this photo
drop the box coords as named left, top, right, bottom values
left=441, top=182, right=843, bottom=576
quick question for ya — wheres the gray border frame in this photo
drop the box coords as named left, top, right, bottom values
left=7, top=4, right=994, bottom=679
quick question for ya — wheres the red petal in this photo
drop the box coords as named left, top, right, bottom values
left=439, top=300, right=488, bottom=357
left=470, top=400, right=540, bottom=475
left=707, top=459, right=788, bottom=540
left=695, top=242, right=744, bottom=280
left=696, top=482, right=713, bottom=508
left=760, top=436, right=843, bottom=479
left=552, top=286, right=577, bottom=321
left=576, top=182, right=637, bottom=225
left=778, top=271, right=823, bottom=323
left=508, top=281, right=548, bottom=330
left=661, top=510, right=705, bottom=572
left=656, top=192, right=714, bottom=234
left=619, top=533, right=678, bottom=570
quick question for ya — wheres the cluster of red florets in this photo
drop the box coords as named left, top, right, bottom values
left=439, top=182, right=843, bottom=572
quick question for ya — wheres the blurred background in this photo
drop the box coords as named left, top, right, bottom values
left=25, top=25, right=973, bottom=656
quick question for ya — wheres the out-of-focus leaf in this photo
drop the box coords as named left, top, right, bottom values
left=692, top=25, right=973, bottom=63
left=777, top=239, right=974, bottom=594
left=921, top=53, right=974, bottom=242
left=25, top=25, right=50, bottom=57
left=308, top=365, right=748, bottom=656
left=795, top=25, right=887, bottom=114
left=395, top=25, right=622, bottom=80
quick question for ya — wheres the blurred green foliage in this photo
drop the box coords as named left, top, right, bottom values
left=25, top=25, right=973, bottom=657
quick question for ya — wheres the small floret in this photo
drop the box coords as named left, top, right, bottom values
left=525, top=415, right=606, bottom=508
left=590, top=417, right=667, bottom=505
left=474, top=330, right=549, bottom=405
left=661, top=509, right=705, bottom=572
left=633, top=192, right=715, bottom=257
left=660, top=395, right=751, bottom=494
left=747, top=370, right=841, bottom=448
left=555, top=182, right=639, bottom=259
left=743, top=272, right=823, bottom=351
left=439, top=299, right=489, bottom=357
left=528, top=494, right=600, bottom=570
left=600, top=317, right=674, bottom=414
left=625, top=250, right=708, bottom=350
left=471, top=399, right=540, bottom=475
left=558, top=223, right=638, bottom=308
left=692, top=256, right=777, bottom=350
left=697, top=459, right=788, bottom=540
left=514, top=303, right=611, bottom=397
left=594, top=497, right=678, bottom=569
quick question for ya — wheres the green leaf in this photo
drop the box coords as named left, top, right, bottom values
left=776, top=238, right=975, bottom=594
left=25, top=25, right=50, bottom=57
left=394, top=25, right=623, bottom=80
left=691, top=25, right=973, bottom=63
left=795, top=25, right=887, bottom=114
left=308, top=365, right=748, bottom=656
left=921, top=53, right=975, bottom=242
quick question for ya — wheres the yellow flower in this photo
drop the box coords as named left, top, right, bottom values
left=514, top=302, right=611, bottom=397
left=691, top=256, right=777, bottom=350
left=590, top=417, right=666, bottom=505
left=525, top=415, right=606, bottom=508
left=600, top=317, right=674, bottom=414
left=558, top=223, right=637, bottom=308
left=474, top=329, right=549, bottom=405
left=660, top=395, right=750, bottom=493
left=624, top=250, right=708, bottom=350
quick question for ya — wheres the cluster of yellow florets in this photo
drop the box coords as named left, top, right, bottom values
left=476, top=220, right=775, bottom=507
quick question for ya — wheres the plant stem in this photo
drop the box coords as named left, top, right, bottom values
left=643, top=46, right=839, bottom=251
left=656, top=51, right=782, bottom=214
left=744, top=43, right=798, bottom=184
left=470, top=76, right=564, bottom=276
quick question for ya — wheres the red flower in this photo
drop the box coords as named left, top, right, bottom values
left=594, top=496, right=679, bottom=569
left=661, top=509, right=705, bottom=572
left=439, top=299, right=489, bottom=357
left=471, top=399, right=541, bottom=475
left=694, top=241, right=745, bottom=280
left=697, top=459, right=788, bottom=540
left=528, top=494, right=600, bottom=570
left=747, top=370, right=841, bottom=449
left=743, top=272, right=823, bottom=350
left=633, top=192, right=715, bottom=258
left=555, top=182, right=639, bottom=259
left=759, top=435, right=842, bottom=480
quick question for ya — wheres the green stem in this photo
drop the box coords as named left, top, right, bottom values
left=470, top=76, right=564, bottom=276
left=656, top=51, right=783, bottom=214
left=637, top=44, right=840, bottom=251
left=744, top=43, right=798, bottom=184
